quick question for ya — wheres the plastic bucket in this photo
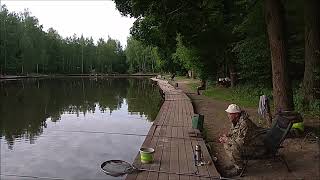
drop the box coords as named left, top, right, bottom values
left=140, top=147, right=155, bottom=164
left=192, top=114, right=204, bottom=131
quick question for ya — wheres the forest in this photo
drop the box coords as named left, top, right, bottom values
left=0, top=0, right=319, bottom=114
left=0, top=6, right=161, bottom=75
left=112, top=0, right=319, bottom=114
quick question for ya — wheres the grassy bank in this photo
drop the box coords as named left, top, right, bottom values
left=189, top=83, right=269, bottom=107
left=187, top=80, right=319, bottom=117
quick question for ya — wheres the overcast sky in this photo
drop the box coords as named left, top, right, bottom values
left=2, top=0, right=136, bottom=46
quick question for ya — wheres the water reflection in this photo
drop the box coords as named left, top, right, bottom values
left=0, top=77, right=162, bottom=149
left=0, top=77, right=162, bottom=179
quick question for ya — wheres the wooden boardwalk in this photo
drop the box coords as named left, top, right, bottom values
left=126, top=78, right=220, bottom=180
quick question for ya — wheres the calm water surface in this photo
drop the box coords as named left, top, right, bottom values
left=0, top=77, right=162, bottom=180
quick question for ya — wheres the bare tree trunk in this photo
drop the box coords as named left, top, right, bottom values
left=265, top=0, right=294, bottom=112
left=228, top=60, right=237, bottom=88
left=192, top=69, right=196, bottom=79
left=303, top=0, right=320, bottom=106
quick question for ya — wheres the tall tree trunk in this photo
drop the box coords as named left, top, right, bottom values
left=303, top=0, right=320, bottom=106
left=228, top=56, right=237, bottom=88
left=265, top=0, right=294, bottom=112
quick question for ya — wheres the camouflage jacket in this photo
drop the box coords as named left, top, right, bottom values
left=226, top=111, right=262, bottom=150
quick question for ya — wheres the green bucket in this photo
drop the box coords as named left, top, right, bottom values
left=140, top=147, right=155, bottom=164
left=192, top=114, right=204, bottom=131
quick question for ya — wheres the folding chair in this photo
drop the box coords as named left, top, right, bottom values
left=240, top=111, right=302, bottom=177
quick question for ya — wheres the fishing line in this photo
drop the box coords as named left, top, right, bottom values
left=0, top=174, right=64, bottom=180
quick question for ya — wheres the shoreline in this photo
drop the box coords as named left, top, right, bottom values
left=0, top=73, right=158, bottom=80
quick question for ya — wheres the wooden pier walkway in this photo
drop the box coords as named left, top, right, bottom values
left=126, top=78, right=220, bottom=180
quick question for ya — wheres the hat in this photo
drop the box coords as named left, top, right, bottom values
left=225, top=104, right=241, bottom=113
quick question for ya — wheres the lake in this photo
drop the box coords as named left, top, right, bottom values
left=0, top=77, right=162, bottom=180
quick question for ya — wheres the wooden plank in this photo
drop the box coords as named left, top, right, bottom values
left=182, top=99, right=188, bottom=127
left=180, top=99, right=185, bottom=127
left=197, top=139, right=220, bottom=177
left=163, top=101, right=171, bottom=124
left=147, top=125, right=156, bottom=137
left=164, top=101, right=172, bottom=126
left=190, top=139, right=210, bottom=180
left=166, top=101, right=174, bottom=136
left=136, top=136, right=157, bottom=180
left=147, top=135, right=164, bottom=180
left=169, top=137, right=179, bottom=180
left=187, top=100, right=193, bottom=127
left=169, top=100, right=175, bottom=126
left=153, top=125, right=161, bottom=137
left=159, top=126, right=167, bottom=138
left=182, top=126, right=189, bottom=139
left=175, top=99, right=179, bottom=127
left=171, top=127, right=178, bottom=139
left=178, top=99, right=183, bottom=127
left=184, top=100, right=189, bottom=126
left=158, top=103, right=170, bottom=129
left=184, top=99, right=190, bottom=127
left=158, top=137, right=170, bottom=180
left=178, top=138, right=190, bottom=180
left=173, top=99, right=179, bottom=127
left=182, top=99, right=186, bottom=127
left=184, top=139, right=200, bottom=180
left=177, top=126, right=184, bottom=139
left=127, top=134, right=153, bottom=180
left=166, top=125, right=172, bottom=138
left=154, top=101, right=168, bottom=126
left=168, top=100, right=173, bottom=126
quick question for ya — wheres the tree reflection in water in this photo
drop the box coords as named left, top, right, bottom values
left=0, top=77, right=162, bottom=149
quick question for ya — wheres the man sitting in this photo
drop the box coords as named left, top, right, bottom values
left=219, top=104, right=266, bottom=176
left=170, top=73, right=176, bottom=81
left=197, top=80, right=206, bottom=95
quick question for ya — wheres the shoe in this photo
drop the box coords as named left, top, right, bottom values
left=224, top=167, right=242, bottom=177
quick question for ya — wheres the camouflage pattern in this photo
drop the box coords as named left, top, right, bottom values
left=224, top=111, right=266, bottom=169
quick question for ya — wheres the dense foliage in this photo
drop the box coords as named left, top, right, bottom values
left=113, top=0, right=319, bottom=112
left=125, top=36, right=161, bottom=73
left=0, top=7, right=159, bottom=75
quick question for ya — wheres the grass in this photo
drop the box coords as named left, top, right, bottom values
left=174, top=76, right=187, bottom=81
left=172, top=76, right=319, bottom=116
left=204, top=87, right=258, bottom=107
left=193, top=83, right=319, bottom=117
left=189, top=82, right=269, bottom=108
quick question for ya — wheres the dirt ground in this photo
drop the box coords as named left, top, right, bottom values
left=173, top=79, right=320, bottom=180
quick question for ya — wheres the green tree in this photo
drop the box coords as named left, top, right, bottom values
left=0, top=7, right=130, bottom=75
left=125, top=36, right=161, bottom=73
